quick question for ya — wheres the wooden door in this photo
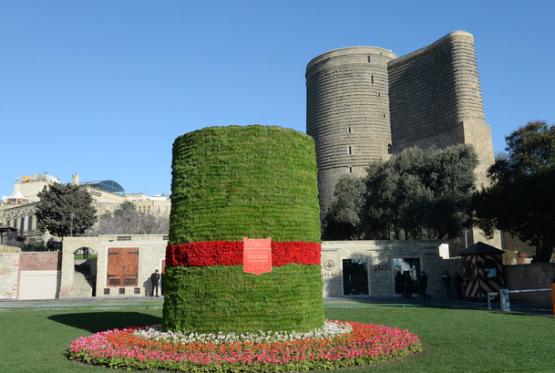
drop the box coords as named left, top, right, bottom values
left=107, top=248, right=139, bottom=287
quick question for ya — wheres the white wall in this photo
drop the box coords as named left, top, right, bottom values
left=18, top=270, right=60, bottom=300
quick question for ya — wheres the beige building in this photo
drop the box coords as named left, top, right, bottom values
left=1, top=236, right=457, bottom=300
left=60, top=234, right=167, bottom=298
left=0, top=173, right=170, bottom=243
left=321, top=240, right=452, bottom=298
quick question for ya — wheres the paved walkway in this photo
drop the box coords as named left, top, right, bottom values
left=326, top=296, right=553, bottom=316
left=1, top=295, right=552, bottom=316
left=0, top=296, right=164, bottom=310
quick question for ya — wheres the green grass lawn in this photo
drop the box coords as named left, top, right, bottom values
left=0, top=302, right=553, bottom=372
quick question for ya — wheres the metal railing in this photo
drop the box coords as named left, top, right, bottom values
left=487, top=288, right=552, bottom=311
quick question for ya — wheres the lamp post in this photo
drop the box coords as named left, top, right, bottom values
left=70, top=212, right=75, bottom=237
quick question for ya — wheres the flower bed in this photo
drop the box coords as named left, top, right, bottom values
left=68, top=321, right=422, bottom=372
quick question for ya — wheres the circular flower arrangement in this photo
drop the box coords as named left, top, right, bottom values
left=68, top=320, right=422, bottom=372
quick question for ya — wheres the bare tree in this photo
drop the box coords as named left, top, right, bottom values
left=95, top=202, right=169, bottom=234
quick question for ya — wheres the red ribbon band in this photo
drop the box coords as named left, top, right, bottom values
left=166, top=241, right=321, bottom=267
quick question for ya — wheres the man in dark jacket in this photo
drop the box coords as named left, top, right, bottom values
left=419, top=271, right=431, bottom=303
left=150, top=269, right=161, bottom=297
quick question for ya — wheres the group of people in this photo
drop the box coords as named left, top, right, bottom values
left=396, top=270, right=429, bottom=301
left=396, top=269, right=464, bottom=302
left=441, top=270, right=464, bottom=300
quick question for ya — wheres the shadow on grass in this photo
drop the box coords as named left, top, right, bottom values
left=48, top=312, right=161, bottom=333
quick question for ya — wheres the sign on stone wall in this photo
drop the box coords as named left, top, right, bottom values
left=243, top=237, right=272, bottom=275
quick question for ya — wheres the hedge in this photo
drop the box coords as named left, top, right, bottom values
left=169, top=125, right=321, bottom=243
left=164, top=125, right=324, bottom=332
left=163, top=264, right=324, bottom=332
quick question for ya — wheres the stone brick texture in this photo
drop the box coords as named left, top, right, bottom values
left=0, top=246, right=20, bottom=299
left=306, top=47, right=396, bottom=217
left=19, top=251, right=61, bottom=271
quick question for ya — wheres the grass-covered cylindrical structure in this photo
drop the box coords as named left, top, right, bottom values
left=163, top=125, right=324, bottom=333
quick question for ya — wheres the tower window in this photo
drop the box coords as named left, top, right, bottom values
left=367, top=56, right=371, bottom=63
left=371, top=75, right=374, bottom=84
left=348, top=126, right=352, bottom=134
left=348, top=146, right=352, bottom=155
left=383, top=113, right=386, bottom=118
left=387, top=144, right=392, bottom=154
left=349, top=166, right=353, bottom=174
left=378, top=92, right=381, bottom=98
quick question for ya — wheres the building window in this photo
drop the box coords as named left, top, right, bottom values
left=349, top=166, right=353, bottom=174
left=343, top=258, right=369, bottom=295
left=367, top=55, right=371, bottom=63
left=348, top=146, right=352, bottom=155
left=348, top=126, right=352, bottom=134
left=371, top=75, right=374, bottom=84
left=20, top=218, right=25, bottom=233
left=27, top=216, right=33, bottom=231
left=378, top=92, right=381, bottom=98
left=388, top=144, right=393, bottom=154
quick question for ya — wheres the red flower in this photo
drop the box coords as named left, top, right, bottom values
left=166, top=241, right=321, bottom=267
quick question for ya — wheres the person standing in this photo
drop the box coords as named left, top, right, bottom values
left=150, top=269, right=161, bottom=297
left=395, top=271, right=402, bottom=295
left=419, top=271, right=431, bottom=303
left=454, top=272, right=464, bottom=300
left=441, top=270, right=453, bottom=299
left=402, top=271, right=412, bottom=299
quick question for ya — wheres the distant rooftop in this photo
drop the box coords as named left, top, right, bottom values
left=15, top=174, right=60, bottom=184
left=82, top=180, right=125, bottom=195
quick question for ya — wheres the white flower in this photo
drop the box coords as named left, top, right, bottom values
left=133, top=320, right=352, bottom=344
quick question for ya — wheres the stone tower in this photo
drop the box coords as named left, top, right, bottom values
left=306, top=31, right=501, bottom=248
left=388, top=31, right=495, bottom=190
left=306, top=47, right=396, bottom=218
left=388, top=31, right=500, bottom=247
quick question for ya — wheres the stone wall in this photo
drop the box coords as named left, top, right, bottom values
left=505, top=264, right=555, bottom=307
left=95, top=239, right=165, bottom=297
left=19, top=251, right=61, bottom=270
left=0, top=245, right=21, bottom=299
left=389, top=32, right=470, bottom=152
left=321, top=240, right=446, bottom=298
left=388, top=31, right=497, bottom=190
left=61, top=235, right=166, bottom=298
left=306, top=47, right=396, bottom=217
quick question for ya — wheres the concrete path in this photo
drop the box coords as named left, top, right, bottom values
left=0, top=295, right=551, bottom=316
left=326, top=296, right=553, bottom=316
left=0, top=296, right=164, bottom=310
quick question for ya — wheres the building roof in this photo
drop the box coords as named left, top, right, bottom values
left=82, top=180, right=125, bottom=195
left=459, top=242, right=504, bottom=256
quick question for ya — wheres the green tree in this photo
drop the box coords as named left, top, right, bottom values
left=323, top=176, right=366, bottom=240
left=472, top=121, right=555, bottom=263
left=35, top=183, right=97, bottom=241
left=324, top=145, right=478, bottom=240
left=362, top=145, right=477, bottom=240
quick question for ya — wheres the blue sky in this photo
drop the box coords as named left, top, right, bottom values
left=1, top=1, right=553, bottom=197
